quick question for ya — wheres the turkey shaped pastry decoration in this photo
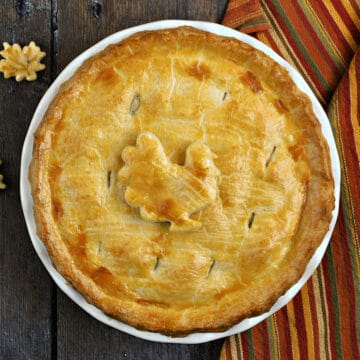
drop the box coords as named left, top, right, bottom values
left=29, top=26, right=335, bottom=335
left=118, top=132, right=220, bottom=232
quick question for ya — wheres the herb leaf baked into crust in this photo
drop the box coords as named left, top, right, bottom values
left=29, top=27, right=334, bottom=335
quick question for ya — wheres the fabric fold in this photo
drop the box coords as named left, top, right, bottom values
left=222, top=0, right=270, bottom=34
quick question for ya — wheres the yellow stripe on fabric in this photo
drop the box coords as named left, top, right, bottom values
left=230, top=335, right=240, bottom=359
left=313, top=270, right=329, bottom=360
left=238, top=335, right=245, bottom=360
left=229, top=0, right=257, bottom=11
left=272, top=316, right=281, bottom=359
left=227, top=0, right=237, bottom=10
left=234, top=9, right=265, bottom=23
left=342, top=0, right=360, bottom=31
left=286, top=301, right=301, bottom=360
left=301, top=286, right=315, bottom=360
left=349, top=60, right=360, bottom=160
left=261, top=1, right=325, bottom=103
left=301, top=0, right=346, bottom=68
left=323, top=0, right=358, bottom=51
left=318, top=266, right=332, bottom=360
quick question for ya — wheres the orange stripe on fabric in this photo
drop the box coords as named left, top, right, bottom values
left=251, top=321, right=264, bottom=359
left=232, top=9, right=265, bottom=23
left=227, top=0, right=247, bottom=11
left=222, top=0, right=270, bottom=32
left=310, top=0, right=356, bottom=59
left=264, top=1, right=327, bottom=99
left=306, top=278, right=323, bottom=360
left=301, top=284, right=315, bottom=360
left=223, top=9, right=261, bottom=25
left=286, top=301, right=301, bottom=360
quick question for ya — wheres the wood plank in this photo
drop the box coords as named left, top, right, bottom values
left=54, top=0, right=227, bottom=358
left=58, top=295, right=224, bottom=360
left=54, top=0, right=228, bottom=71
left=0, top=1, right=53, bottom=359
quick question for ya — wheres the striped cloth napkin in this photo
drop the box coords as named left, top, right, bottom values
left=220, top=1, right=360, bottom=359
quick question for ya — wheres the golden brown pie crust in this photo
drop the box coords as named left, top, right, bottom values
left=29, top=27, right=334, bottom=335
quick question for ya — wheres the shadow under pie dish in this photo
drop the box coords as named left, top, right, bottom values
left=26, top=23, right=337, bottom=337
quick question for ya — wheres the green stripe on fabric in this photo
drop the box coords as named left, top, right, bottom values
left=237, top=18, right=269, bottom=31
left=246, top=330, right=255, bottom=360
left=297, top=0, right=347, bottom=71
left=325, top=245, right=344, bottom=359
left=271, top=1, right=331, bottom=92
left=266, top=318, right=277, bottom=360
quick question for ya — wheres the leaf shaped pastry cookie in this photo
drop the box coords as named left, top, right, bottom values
left=118, top=132, right=220, bottom=231
left=0, top=41, right=46, bottom=81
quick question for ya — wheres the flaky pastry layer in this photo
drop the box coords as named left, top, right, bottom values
left=29, top=27, right=334, bottom=335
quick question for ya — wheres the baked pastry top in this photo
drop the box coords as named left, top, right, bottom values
left=29, top=27, right=334, bottom=334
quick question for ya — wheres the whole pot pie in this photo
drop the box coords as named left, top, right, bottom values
left=29, top=27, right=334, bottom=335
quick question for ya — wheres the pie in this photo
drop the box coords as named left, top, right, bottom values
left=29, top=27, right=334, bottom=335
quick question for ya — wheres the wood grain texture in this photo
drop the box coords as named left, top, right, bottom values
left=0, top=1, right=53, bottom=359
left=58, top=295, right=224, bottom=360
left=0, top=0, right=228, bottom=358
left=54, top=0, right=227, bottom=71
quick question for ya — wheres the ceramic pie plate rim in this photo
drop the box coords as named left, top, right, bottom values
left=20, top=20, right=341, bottom=344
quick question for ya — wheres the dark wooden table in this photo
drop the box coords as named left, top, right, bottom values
left=0, top=1, right=229, bottom=359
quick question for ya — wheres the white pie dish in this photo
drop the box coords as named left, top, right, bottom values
left=20, top=20, right=340, bottom=344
